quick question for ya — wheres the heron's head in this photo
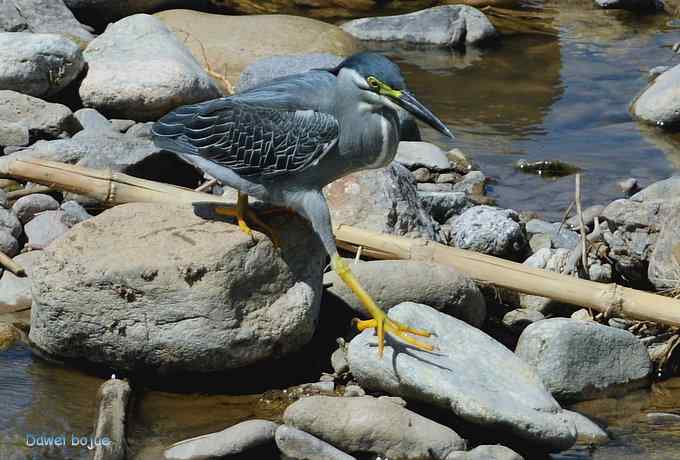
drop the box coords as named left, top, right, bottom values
left=332, top=52, right=454, bottom=139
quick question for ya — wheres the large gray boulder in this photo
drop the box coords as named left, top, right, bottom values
left=79, top=14, right=221, bottom=121
left=29, top=203, right=326, bottom=372
left=0, top=0, right=94, bottom=41
left=283, top=395, right=465, bottom=460
left=648, top=210, right=680, bottom=290
left=164, top=419, right=279, bottom=460
left=341, top=5, right=497, bottom=48
left=515, top=318, right=652, bottom=402
left=325, top=163, right=442, bottom=242
left=0, top=32, right=85, bottom=97
left=275, top=425, right=356, bottom=460
left=323, top=259, right=486, bottom=327
left=632, top=63, right=680, bottom=129
left=631, top=176, right=680, bottom=202
left=451, top=206, right=528, bottom=260
left=0, top=91, right=81, bottom=147
left=348, top=302, right=577, bottom=452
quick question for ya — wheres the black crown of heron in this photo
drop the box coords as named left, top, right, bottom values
left=152, top=52, right=454, bottom=357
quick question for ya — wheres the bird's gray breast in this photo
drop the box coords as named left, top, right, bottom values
left=339, top=107, right=400, bottom=172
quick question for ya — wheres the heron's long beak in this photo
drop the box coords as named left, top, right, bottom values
left=393, top=91, right=454, bottom=139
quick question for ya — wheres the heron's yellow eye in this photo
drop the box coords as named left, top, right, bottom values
left=367, top=76, right=380, bottom=90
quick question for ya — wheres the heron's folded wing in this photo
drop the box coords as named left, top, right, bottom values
left=151, top=98, right=339, bottom=180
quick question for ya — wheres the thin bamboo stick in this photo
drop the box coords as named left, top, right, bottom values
left=0, top=250, right=25, bottom=277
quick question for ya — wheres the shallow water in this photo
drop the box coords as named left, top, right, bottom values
left=380, top=1, right=680, bottom=221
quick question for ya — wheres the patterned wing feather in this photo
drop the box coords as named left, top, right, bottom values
left=152, top=98, right=339, bottom=180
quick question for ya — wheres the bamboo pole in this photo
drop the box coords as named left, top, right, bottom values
left=2, top=158, right=680, bottom=327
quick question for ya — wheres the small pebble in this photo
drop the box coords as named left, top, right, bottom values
left=0, top=229, right=20, bottom=257
left=412, top=167, right=433, bottom=183
left=60, top=200, right=92, bottom=226
left=436, top=172, right=460, bottom=184
left=12, top=194, right=60, bottom=224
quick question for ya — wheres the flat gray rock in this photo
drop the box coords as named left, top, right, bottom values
left=447, top=445, right=524, bottom=460
left=164, top=419, right=279, bottom=460
left=74, top=108, right=116, bottom=132
left=24, top=210, right=70, bottom=249
left=631, top=176, right=680, bottom=202
left=451, top=206, right=528, bottom=260
left=275, top=425, right=356, bottom=460
left=0, top=32, right=85, bottom=97
left=348, top=302, right=577, bottom=452
left=396, top=141, right=451, bottom=171
left=29, top=203, right=325, bottom=372
left=502, top=308, right=545, bottom=333
left=515, top=318, right=652, bottom=402
left=648, top=210, right=680, bottom=290
left=341, top=5, right=497, bottom=48
left=525, top=219, right=579, bottom=250
left=283, top=395, right=465, bottom=460
left=0, top=91, right=81, bottom=146
left=80, top=14, right=221, bottom=121
left=12, top=194, right=60, bottom=224
left=0, top=0, right=94, bottom=41
left=632, top=63, right=680, bottom=129
left=324, top=259, right=486, bottom=327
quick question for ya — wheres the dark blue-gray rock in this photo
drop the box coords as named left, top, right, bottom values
left=12, top=194, right=60, bottom=224
left=323, top=259, right=486, bottom=327
left=525, top=219, right=579, bottom=250
left=79, top=14, right=221, bottom=121
left=348, top=302, right=577, bottom=452
left=515, top=318, right=653, bottom=402
left=648, top=209, right=680, bottom=290
left=0, top=228, right=19, bottom=257
left=632, top=63, right=680, bottom=129
left=419, top=191, right=473, bottom=224
left=275, top=425, right=356, bottom=460
left=595, top=0, right=659, bottom=10
left=24, top=210, right=70, bottom=249
left=395, top=141, right=451, bottom=171
left=0, top=208, right=22, bottom=239
left=236, top=52, right=342, bottom=93
left=451, top=206, right=528, bottom=260
left=74, top=108, right=116, bottom=132
left=164, top=420, right=279, bottom=460
left=0, top=91, right=81, bottom=146
left=29, top=203, right=325, bottom=373
left=631, top=176, right=680, bottom=202
left=283, top=395, right=466, bottom=460
left=0, top=32, right=85, bottom=97
left=60, top=200, right=92, bottom=227
left=341, top=5, right=497, bottom=48
left=325, top=163, right=442, bottom=242
left=0, top=0, right=94, bottom=41
left=447, top=445, right=524, bottom=460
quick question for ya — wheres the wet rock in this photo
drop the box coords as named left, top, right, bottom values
left=24, top=210, right=70, bottom=249
left=325, top=162, right=441, bottom=241
left=164, top=420, right=279, bottom=460
left=60, top=200, right=92, bottom=226
left=80, top=14, right=221, bottom=121
left=12, top=194, right=60, bottom=224
left=341, top=5, right=496, bottom=48
left=348, top=302, right=577, bottom=452
left=0, top=32, right=85, bottom=98
left=515, top=318, right=653, bottom=402
left=562, top=410, right=609, bottom=444
left=447, top=445, right=524, bottom=460
left=502, top=308, right=544, bottom=333
left=155, top=9, right=360, bottom=87
left=525, top=219, right=579, bottom=250
left=395, top=141, right=451, bottom=171
left=451, top=206, right=528, bottom=260
left=632, top=63, right=680, bottom=129
left=514, top=159, right=581, bottom=177
left=601, top=198, right=678, bottom=285
left=595, top=0, right=659, bottom=10
left=0, top=229, right=19, bottom=257
left=29, top=203, right=325, bottom=372
left=0, top=323, right=22, bottom=351
left=74, top=108, right=115, bottom=132
left=648, top=210, right=680, bottom=290
left=275, top=425, right=356, bottom=460
left=453, top=170, right=486, bottom=195
left=236, top=53, right=343, bottom=92
left=0, top=0, right=94, bottom=41
left=0, top=208, right=22, bottom=238
left=0, top=91, right=81, bottom=146
left=631, top=176, right=680, bottom=202
left=92, top=378, right=130, bottom=460
left=283, top=395, right=465, bottom=460
left=419, top=191, right=473, bottom=224
left=646, top=412, right=680, bottom=424
left=0, top=251, right=42, bottom=311
left=324, top=259, right=486, bottom=327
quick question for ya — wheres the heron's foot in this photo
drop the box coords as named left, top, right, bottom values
left=331, top=255, right=433, bottom=357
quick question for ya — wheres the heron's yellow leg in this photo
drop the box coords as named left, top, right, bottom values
left=207, top=194, right=282, bottom=247
left=331, top=255, right=433, bottom=357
